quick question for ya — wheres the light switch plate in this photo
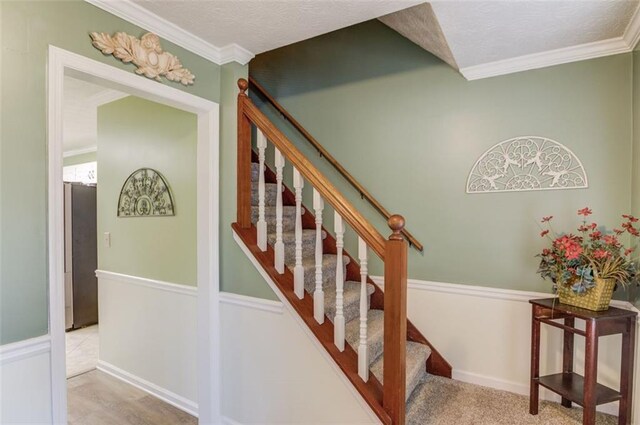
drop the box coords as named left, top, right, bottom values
left=103, top=232, right=111, bottom=248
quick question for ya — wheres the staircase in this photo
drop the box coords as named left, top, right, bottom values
left=232, top=78, right=452, bottom=424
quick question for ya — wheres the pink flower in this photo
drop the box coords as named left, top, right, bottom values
left=625, top=248, right=635, bottom=256
left=614, top=228, right=624, bottom=235
left=541, top=216, right=553, bottom=223
left=593, top=249, right=610, bottom=259
left=589, top=223, right=597, bottom=230
left=540, top=230, right=549, bottom=237
left=589, top=231, right=602, bottom=240
left=578, top=207, right=593, bottom=217
left=602, top=235, right=619, bottom=246
left=623, top=214, right=639, bottom=223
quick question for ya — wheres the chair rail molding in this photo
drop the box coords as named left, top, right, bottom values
left=0, top=335, right=51, bottom=365
left=370, top=276, right=640, bottom=321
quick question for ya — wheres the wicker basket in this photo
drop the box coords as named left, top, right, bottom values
left=557, top=277, right=616, bottom=311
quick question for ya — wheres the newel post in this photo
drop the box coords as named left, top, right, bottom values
left=383, top=214, right=407, bottom=425
left=237, top=78, right=252, bottom=228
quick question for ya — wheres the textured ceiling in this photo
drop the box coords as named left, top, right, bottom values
left=379, top=3, right=457, bottom=69
left=63, top=77, right=125, bottom=152
left=430, top=0, right=638, bottom=68
left=130, top=0, right=424, bottom=54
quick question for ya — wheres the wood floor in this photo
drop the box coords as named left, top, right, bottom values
left=68, top=370, right=197, bottom=425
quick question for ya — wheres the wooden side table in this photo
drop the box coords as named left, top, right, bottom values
left=529, top=298, right=637, bottom=425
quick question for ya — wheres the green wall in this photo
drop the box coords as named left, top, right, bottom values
left=97, top=97, right=197, bottom=286
left=219, top=63, right=274, bottom=299
left=250, top=21, right=634, bottom=299
left=0, top=0, right=221, bottom=345
left=63, top=151, right=97, bottom=166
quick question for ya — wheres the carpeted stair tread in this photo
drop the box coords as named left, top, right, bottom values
left=371, top=342, right=430, bottom=401
left=267, top=229, right=326, bottom=266
left=251, top=182, right=281, bottom=207
left=301, top=254, right=350, bottom=293
left=345, top=309, right=385, bottom=365
left=250, top=206, right=300, bottom=232
left=251, top=162, right=260, bottom=182
left=324, top=282, right=375, bottom=324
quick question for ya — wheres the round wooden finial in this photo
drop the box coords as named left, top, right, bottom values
left=237, top=78, right=248, bottom=95
left=388, top=214, right=405, bottom=240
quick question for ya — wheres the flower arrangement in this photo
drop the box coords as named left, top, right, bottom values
left=537, top=208, right=638, bottom=295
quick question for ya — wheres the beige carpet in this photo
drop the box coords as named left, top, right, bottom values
left=406, top=375, right=617, bottom=425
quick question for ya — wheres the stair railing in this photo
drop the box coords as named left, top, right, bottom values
left=248, top=76, right=423, bottom=253
left=237, top=79, right=408, bottom=424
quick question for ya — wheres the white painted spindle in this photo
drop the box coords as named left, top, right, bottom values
left=256, top=130, right=267, bottom=251
left=334, top=212, right=345, bottom=351
left=274, top=148, right=285, bottom=273
left=313, top=188, right=324, bottom=324
left=358, top=236, right=369, bottom=381
left=293, top=168, right=305, bottom=299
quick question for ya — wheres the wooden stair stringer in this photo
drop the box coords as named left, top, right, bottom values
left=254, top=154, right=452, bottom=379
left=232, top=222, right=391, bottom=425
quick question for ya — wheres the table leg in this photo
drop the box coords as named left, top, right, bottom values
left=619, top=319, right=636, bottom=425
left=562, top=317, right=575, bottom=408
left=530, top=306, right=541, bottom=415
left=583, top=320, right=598, bottom=425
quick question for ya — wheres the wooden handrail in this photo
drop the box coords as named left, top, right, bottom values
left=238, top=81, right=386, bottom=260
left=237, top=78, right=408, bottom=424
left=248, top=76, right=424, bottom=252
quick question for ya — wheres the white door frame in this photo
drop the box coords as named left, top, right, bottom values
left=47, top=46, right=220, bottom=424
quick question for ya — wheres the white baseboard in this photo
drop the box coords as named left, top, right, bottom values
left=220, top=416, right=243, bottom=425
left=97, top=360, right=198, bottom=417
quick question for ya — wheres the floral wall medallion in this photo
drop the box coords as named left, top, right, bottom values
left=466, top=136, right=588, bottom=193
left=118, top=168, right=175, bottom=217
left=90, top=32, right=195, bottom=86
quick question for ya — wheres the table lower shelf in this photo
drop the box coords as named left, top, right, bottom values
left=535, top=372, right=621, bottom=406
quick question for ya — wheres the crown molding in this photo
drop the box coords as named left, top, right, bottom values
left=459, top=36, right=630, bottom=81
left=623, top=1, right=640, bottom=50
left=460, top=3, right=640, bottom=81
left=84, top=0, right=254, bottom=66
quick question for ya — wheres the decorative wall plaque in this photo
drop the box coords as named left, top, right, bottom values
left=90, top=32, right=195, bottom=86
left=118, top=168, right=175, bottom=217
left=466, top=136, right=588, bottom=193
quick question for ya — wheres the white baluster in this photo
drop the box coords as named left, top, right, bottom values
left=274, top=148, right=285, bottom=274
left=313, top=188, right=324, bottom=324
left=334, top=212, right=345, bottom=351
left=358, top=237, right=369, bottom=381
left=256, top=130, right=267, bottom=251
left=293, top=168, right=305, bottom=299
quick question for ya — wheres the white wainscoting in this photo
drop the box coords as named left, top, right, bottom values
left=373, top=276, right=640, bottom=419
left=219, top=291, right=379, bottom=425
left=0, top=335, right=53, bottom=424
left=96, top=270, right=198, bottom=416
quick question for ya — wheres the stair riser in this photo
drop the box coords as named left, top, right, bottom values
left=303, top=263, right=348, bottom=293
left=251, top=207, right=299, bottom=232
left=267, top=234, right=319, bottom=266
left=326, top=294, right=371, bottom=325
left=251, top=183, right=280, bottom=207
